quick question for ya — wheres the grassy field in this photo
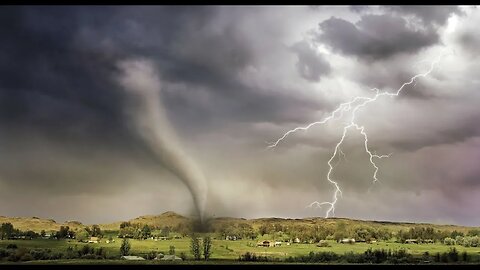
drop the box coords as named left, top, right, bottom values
left=1, top=237, right=480, bottom=261
left=2, top=211, right=480, bottom=264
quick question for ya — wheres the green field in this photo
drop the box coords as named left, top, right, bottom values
left=1, top=237, right=480, bottom=262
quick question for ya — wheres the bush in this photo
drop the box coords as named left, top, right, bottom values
left=239, top=252, right=271, bottom=262
left=20, top=253, right=33, bottom=261
left=48, top=252, right=64, bottom=260
left=6, top=244, right=18, bottom=249
left=461, top=251, right=468, bottom=262
left=81, top=254, right=97, bottom=259
left=169, top=245, right=175, bottom=255
left=30, top=249, right=50, bottom=260
left=455, top=236, right=464, bottom=246
left=317, top=240, right=330, bottom=247
left=444, top=237, right=456, bottom=246
left=447, top=248, right=459, bottom=262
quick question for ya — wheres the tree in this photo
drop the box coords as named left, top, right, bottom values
left=258, top=224, right=269, bottom=236
left=333, top=221, right=348, bottom=241
left=1, top=223, right=14, bottom=240
left=76, top=229, right=90, bottom=242
left=56, top=226, right=72, bottom=239
left=141, top=225, right=152, bottom=239
left=161, top=226, right=171, bottom=237
left=120, top=222, right=131, bottom=229
left=190, top=235, right=201, bottom=260
left=90, top=225, right=102, bottom=238
left=467, top=229, right=480, bottom=237
left=451, top=230, right=464, bottom=238
left=203, top=236, right=212, bottom=261
left=25, top=230, right=39, bottom=239
left=40, top=230, right=46, bottom=238
left=239, top=223, right=256, bottom=240
left=169, top=245, right=176, bottom=255
left=120, top=238, right=131, bottom=256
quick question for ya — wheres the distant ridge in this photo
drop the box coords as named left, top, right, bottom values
left=1, top=211, right=478, bottom=233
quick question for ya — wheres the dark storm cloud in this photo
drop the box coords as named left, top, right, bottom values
left=0, top=6, right=128, bottom=139
left=0, top=6, right=323, bottom=203
left=316, top=15, right=439, bottom=61
left=290, top=40, right=331, bottom=82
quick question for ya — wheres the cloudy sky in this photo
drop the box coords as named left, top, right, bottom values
left=0, top=6, right=479, bottom=226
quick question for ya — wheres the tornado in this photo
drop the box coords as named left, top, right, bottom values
left=116, top=58, right=207, bottom=222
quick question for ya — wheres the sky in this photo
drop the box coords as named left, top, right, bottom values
left=0, top=6, right=479, bottom=226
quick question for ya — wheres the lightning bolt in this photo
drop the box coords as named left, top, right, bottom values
left=270, top=53, right=447, bottom=218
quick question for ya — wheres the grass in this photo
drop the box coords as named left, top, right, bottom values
left=1, top=237, right=480, bottom=262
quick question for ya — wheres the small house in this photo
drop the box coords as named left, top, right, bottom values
left=226, top=235, right=237, bottom=241
left=339, top=238, right=355, bottom=244
left=257, top=240, right=274, bottom=247
left=293, top=237, right=301, bottom=243
left=405, top=239, right=418, bottom=244
left=274, top=241, right=282, bottom=247
left=88, top=237, right=99, bottom=243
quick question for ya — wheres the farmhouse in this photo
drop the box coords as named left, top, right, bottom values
left=88, top=237, right=99, bottom=243
left=226, top=235, right=237, bottom=241
left=257, top=240, right=275, bottom=247
left=405, top=239, right=418, bottom=244
left=339, top=238, right=355, bottom=244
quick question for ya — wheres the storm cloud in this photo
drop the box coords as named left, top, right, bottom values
left=0, top=6, right=479, bottom=226
left=317, top=15, right=439, bottom=61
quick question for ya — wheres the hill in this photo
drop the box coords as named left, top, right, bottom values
left=2, top=212, right=478, bottom=234
left=99, top=211, right=190, bottom=231
left=0, top=216, right=85, bottom=233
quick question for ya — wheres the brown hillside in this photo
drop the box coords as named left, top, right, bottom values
left=0, top=216, right=85, bottom=233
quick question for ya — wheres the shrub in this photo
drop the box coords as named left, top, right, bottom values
left=447, top=248, right=459, bottom=262
left=95, top=247, right=106, bottom=258
left=461, top=251, right=468, bottom=262
left=0, top=248, right=11, bottom=259
left=239, top=252, right=271, bottom=262
left=81, top=254, right=96, bottom=259
left=317, top=240, right=330, bottom=247
left=145, top=251, right=157, bottom=260
left=48, top=252, right=64, bottom=260
left=6, top=244, right=18, bottom=249
left=169, top=245, right=175, bottom=255
left=444, top=237, right=456, bottom=246
left=30, top=249, right=50, bottom=260
left=20, top=253, right=33, bottom=261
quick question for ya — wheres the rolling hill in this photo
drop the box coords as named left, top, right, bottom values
left=1, top=212, right=478, bottom=234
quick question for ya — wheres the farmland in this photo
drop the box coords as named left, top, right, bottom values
left=1, top=211, right=480, bottom=264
